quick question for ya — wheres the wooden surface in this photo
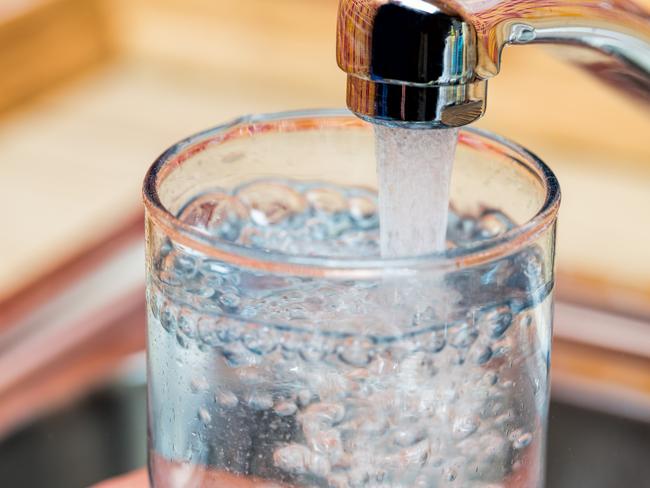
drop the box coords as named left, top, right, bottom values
left=0, top=0, right=648, bottom=299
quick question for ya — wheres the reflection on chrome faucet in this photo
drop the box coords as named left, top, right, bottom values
left=337, top=0, right=650, bottom=128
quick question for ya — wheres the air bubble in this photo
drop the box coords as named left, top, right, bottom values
left=511, top=431, right=533, bottom=449
left=306, top=187, right=348, bottom=214
left=237, top=182, right=307, bottom=226
left=479, top=306, right=513, bottom=339
left=450, top=323, right=478, bottom=349
left=197, top=317, right=223, bottom=346
left=188, top=378, right=209, bottom=396
left=176, top=331, right=191, bottom=349
left=452, top=416, right=480, bottom=439
left=218, top=288, right=241, bottom=312
left=348, top=195, right=378, bottom=230
left=339, top=339, right=373, bottom=367
left=160, top=310, right=176, bottom=334
left=394, top=427, right=426, bottom=448
left=302, top=403, right=345, bottom=425
left=274, top=401, right=298, bottom=417
left=247, top=392, right=274, bottom=411
left=215, top=389, right=239, bottom=409
left=198, top=407, right=212, bottom=425
left=243, top=328, right=278, bottom=355
left=179, top=192, right=248, bottom=241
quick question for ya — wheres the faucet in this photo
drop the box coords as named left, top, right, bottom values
left=337, top=0, right=650, bottom=128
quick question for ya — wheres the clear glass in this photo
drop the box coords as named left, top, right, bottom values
left=144, top=110, right=560, bottom=488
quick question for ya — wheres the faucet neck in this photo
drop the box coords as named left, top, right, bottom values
left=461, top=0, right=650, bottom=79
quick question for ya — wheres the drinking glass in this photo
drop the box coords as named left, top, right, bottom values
left=143, top=110, right=560, bottom=488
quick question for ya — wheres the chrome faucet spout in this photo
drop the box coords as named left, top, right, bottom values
left=337, top=0, right=650, bottom=128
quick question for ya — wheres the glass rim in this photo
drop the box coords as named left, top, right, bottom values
left=143, top=109, right=561, bottom=278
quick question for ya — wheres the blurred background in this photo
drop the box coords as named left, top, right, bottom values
left=0, top=0, right=648, bottom=486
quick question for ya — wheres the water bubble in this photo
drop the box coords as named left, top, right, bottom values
left=215, top=389, right=239, bottom=409
left=419, top=329, right=447, bottom=353
left=306, top=427, right=344, bottom=462
left=273, top=444, right=312, bottom=474
left=302, top=403, right=345, bottom=425
left=339, top=338, right=373, bottom=367
left=511, top=430, right=533, bottom=449
left=471, top=345, right=493, bottom=365
left=274, top=401, right=298, bottom=417
left=478, top=306, right=513, bottom=339
left=299, top=343, right=326, bottom=362
left=306, top=452, right=332, bottom=477
left=348, top=195, right=378, bottom=230
left=177, top=311, right=196, bottom=338
left=247, top=391, right=274, bottom=411
left=326, top=474, right=349, bottom=488
left=273, top=444, right=331, bottom=477
left=237, top=182, right=307, bottom=226
left=201, top=260, right=232, bottom=276
left=198, top=407, right=212, bottom=425
left=243, top=327, right=278, bottom=355
left=223, top=342, right=261, bottom=367
left=305, top=187, right=348, bottom=214
left=179, top=192, right=248, bottom=240
left=450, top=323, right=478, bottom=349
left=160, top=309, right=177, bottom=334
left=176, top=331, right=191, bottom=349
left=482, top=372, right=499, bottom=386
left=476, top=210, right=514, bottom=239
left=197, top=317, right=224, bottom=347
left=452, top=416, right=480, bottom=439
left=191, top=377, right=210, bottom=393
left=394, top=427, right=426, bottom=447
left=297, top=390, right=315, bottom=408
left=218, top=287, right=241, bottom=313
left=173, top=254, right=199, bottom=280
left=445, top=468, right=458, bottom=482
